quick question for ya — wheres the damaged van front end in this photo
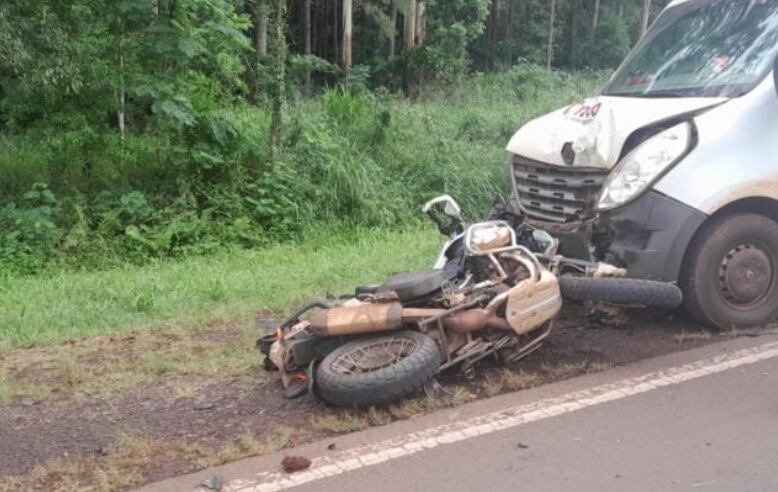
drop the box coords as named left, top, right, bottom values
left=506, top=0, right=778, bottom=329
left=506, top=96, right=721, bottom=283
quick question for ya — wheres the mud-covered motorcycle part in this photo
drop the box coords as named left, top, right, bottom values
left=376, top=270, right=449, bottom=302
left=355, top=283, right=380, bottom=297
left=283, top=382, right=308, bottom=399
left=257, top=334, right=279, bottom=371
left=309, top=303, right=404, bottom=336
left=506, top=269, right=562, bottom=335
left=279, top=301, right=330, bottom=330
left=257, top=333, right=277, bottom=356
left=501, top=323, right=553, bottom=364
left=283, top=359, right=318, bottom=400
left=288, top=335, right=344, bottom=368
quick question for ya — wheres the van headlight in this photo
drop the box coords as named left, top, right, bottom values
left=597, top=122, right=692, bottom=210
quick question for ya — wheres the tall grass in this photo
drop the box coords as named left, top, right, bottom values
left=0, top=67, right=607, bottom=271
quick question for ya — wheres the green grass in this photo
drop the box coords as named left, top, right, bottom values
left=0, top=227, right=441, bottom=349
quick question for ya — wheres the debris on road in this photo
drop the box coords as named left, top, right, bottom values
left=200, top=476, right=224, bottom=491
left=281, top=456, right=312, bottom=473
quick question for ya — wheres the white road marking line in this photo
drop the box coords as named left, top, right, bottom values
left=225, top=341, right=778, bottom=492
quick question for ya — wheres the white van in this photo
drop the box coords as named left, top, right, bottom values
left=506, top=0, right=778, bottom=329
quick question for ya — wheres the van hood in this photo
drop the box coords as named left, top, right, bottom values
left=505, top=96, right=727, bottom=169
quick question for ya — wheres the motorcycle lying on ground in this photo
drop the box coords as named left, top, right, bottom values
left=258, top=195, right=683, bottom=408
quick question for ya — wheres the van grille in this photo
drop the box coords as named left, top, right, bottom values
left=512, top=155, right=608, bottom=223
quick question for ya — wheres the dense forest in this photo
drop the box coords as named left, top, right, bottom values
left=0, top=0, right=668, bottom=272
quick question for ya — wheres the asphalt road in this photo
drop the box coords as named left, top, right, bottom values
left=293, top=352, right=778, bottom=492
left=139, top=335, right=778, bottom=492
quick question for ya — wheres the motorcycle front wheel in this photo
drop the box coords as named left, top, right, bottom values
left=316, top=331, right=441, bottom=408
left=558, top=276, right=684, bottom=309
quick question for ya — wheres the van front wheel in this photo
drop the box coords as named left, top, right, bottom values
left=682, top=213, right=778, bottom=329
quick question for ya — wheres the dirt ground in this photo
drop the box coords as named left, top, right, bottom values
left=0, top=308, right=769, bottom=491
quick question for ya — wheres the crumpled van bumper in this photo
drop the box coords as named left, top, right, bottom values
left=594, top=191, right=707, bottom=282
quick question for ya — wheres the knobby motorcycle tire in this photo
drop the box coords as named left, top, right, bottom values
left=558, top=276, right=684, bottom=309
left=316, top=331, right=441, bottom=408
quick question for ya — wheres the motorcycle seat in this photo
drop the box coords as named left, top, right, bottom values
left=375, top=270, right=448, bottom=303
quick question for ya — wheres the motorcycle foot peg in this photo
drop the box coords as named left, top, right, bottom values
left=283, top=383, right=308, bottom=400
left=423, top=379, right=449, bottom=399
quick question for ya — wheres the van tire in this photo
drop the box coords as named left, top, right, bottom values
left=681, top=213, right=778, bottom=329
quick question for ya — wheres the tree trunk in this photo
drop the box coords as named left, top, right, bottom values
left=416, top=1, right=425, bottom=46
left=334, top=0, right=339, bottom=64
left=269, top=0, right=287, bottom=159
left=256, top=3, right=268, bottom=58
left=640, top=0, right=652, bottom=37
left=155, top=0, right=169, bottom=16
left=304, top=0, right=311, bottom=93
left=488, top=0, right=498, bottom=42
left=590, top=0, right=600, bottom=41
left=546, top=0, right=556, bottom=71
left=342, top=0, right=353, bottom=69
left=506, top=0, right=514, bottom=43
left=118, top=53, right=126, bottom=141
left=404, top=0, right=417, bottom=48
left=389, top=1, right=398, bottom=59
left=569, top=0, right=579, bottom=66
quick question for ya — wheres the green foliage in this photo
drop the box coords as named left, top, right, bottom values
left=0, top=184, right=63, bottom=266
left=588, top=15, right=632, bottom=69
left=0, top=67, right=605, bottom=273
left=379, top=0, right=489, bottom=93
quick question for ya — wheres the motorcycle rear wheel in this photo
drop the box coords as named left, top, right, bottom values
left=316, top=331, right=441, bottom=408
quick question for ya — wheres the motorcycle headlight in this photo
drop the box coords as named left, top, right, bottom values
left=465, top=222, right=515, bottom=255
left=597, top=122, right=692, bottom=210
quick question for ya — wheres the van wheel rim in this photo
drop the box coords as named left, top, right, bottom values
left=330, top=337, right=417, bottom=375
left=718, top=243, right=774, bottom=307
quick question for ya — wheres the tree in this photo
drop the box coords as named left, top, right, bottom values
left=389, top=1, right=398, bottom=59
left=405, top=0, right=417, bottom=48
left=416, top=1, right=426, bottom=45
left=304, top=0, right=312, bottom=92
left=547, top=0, right=556, bottom=70
left=640, top=0, right=652, bottom=37
left=591, top=0, right=600, bottom=41
left=342, top=0, right=353, bottom=69
left=255, top=2, right=269, bottom=58
left=269, top=0, right=287, bottom=158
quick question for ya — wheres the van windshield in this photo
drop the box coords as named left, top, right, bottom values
left=603, top=0, right=778, bottom=98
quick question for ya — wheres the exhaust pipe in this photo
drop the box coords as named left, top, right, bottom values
left=310, top=301, right=514, bottom=338
left=309, top=303, right=403, bottom=336
left=402, top=307, right=512, bottom=333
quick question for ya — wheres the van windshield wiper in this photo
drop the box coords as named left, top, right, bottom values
left=605, top=89, right=689, bottom=98
left=636, top=90, right=689, bottom=98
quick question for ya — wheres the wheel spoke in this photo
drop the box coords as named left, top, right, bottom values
left=330, top=336, right=418, bottom=375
